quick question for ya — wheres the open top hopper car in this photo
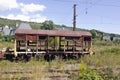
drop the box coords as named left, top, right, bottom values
left=13, top=29, right=92, bottom=60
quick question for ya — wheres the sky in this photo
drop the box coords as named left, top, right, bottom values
left=0, top=0, right=120, bottom=34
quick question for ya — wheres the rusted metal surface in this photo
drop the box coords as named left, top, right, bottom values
left=15, top=29, right=92, bottom=57
left=15, top=34, right=26, bottom=40
left=0, top=52, right=5, bottom=59
left=26, top=35, right=37, bottom=40
left=15, top=29, right=92, bottom=37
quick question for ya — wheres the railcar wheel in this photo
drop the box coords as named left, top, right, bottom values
left=44, top=55, right=50, bottom=61
left=62, top=54, right=67, bottom=59
left=23, top=54, right=31, bottom=62
left=5, top=54, right=14, bottom=62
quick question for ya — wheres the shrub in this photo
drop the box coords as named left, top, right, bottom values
left=78, top=69, right=103, bottom=80
left=0, top=35, right=14, bottom=42
left=72, top=61, right=103, bottom=80
left=90, top=30, right=98, bottom=39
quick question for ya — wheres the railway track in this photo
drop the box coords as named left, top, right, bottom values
left=49, top=69, right=80, bottom=74
left=0, top=69, right=79, bottom=80
left=0, top=65, right=119, bottom=80
left=0, top=77, right=31, bottom=80
left=0, top=69, right=32, bottom=80
left=0, top=70, right=32, bottom=74
left=45, top=69, right=80, bottom=80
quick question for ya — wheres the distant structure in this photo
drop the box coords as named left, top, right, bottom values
left=0, top=23, right=32, bottom=36
left=103, top=36, right=111, bottom=40
left=16, top=23, right=32, bottom=30
left=0, top=25, right=15, bottom=35
left=103, top=35, right=120, bottom=41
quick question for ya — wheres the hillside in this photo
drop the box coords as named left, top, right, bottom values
left=0, top=17, right=120, bottom=38
left=0, top=17, right=88, bottom=31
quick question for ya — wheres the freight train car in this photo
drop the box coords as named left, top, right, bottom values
left=13, top=29, right=92, bottom=60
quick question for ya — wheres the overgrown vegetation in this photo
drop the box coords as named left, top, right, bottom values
left=0, top=35, right=120, bottom=80
left=0, top=35, right=14, bottom=42
left=0, top=42, right=14, bottom=49
left=72, top=61, right=103, bottom=80
left=90, top=29, right=97, bottom=39
left=0, top=17, right=89, bottom=31
left=80, top=39, right=120, bottom=80
left=0, top=17, right=120, bottom=80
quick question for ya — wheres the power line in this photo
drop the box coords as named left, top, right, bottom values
left=51, top=0, right=120, bottom=8
left=85, top=0, right=102, bottom=10
left=95, top=3, right=120, bottom=7
left=78, top=22, right=120, bottom=25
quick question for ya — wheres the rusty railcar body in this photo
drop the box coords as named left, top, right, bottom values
left=14, top=29, right=92, bottom=59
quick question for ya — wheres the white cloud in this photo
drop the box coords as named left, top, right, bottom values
left=0, top=0, right=47, bottom=23
left=0, top=0, right=18, bottom=11
left=19, top=3, right=46, bottom=14
left=0, top=0, right=46, bottom=14
left=30, top=14, right=47, bottom=23
left=0, top=14, right=47, bottom=23
left=1, top=14, right=30, bottom=21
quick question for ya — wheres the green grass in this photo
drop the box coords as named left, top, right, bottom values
left=0, top=60, right=49, bottom=79
left=85, top=40, right=120, bottom=67
left=0, top=42, right=14, bottom=49
left=79, top=39, right=120, bottom=80
left=0, top=39, right=120, bottom=79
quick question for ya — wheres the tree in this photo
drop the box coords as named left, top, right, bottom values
left=41, top=20, right=54, bottom=30
left=90, top=29, right=97, bottom=39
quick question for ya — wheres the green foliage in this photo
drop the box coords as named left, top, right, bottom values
left=80, top=40, right=120, bottom=80
left=90, top=29, right=97, bottom=39
left=0, top=35, right=14, bottom=42
left=41, top=20, right=54, bottom=30
left=72, top=61, right=103, bottom=80
left=48, top=37, right=55, bottom=48
left=0, top=32, right=2, bottom=36
left=78, top=69, right=103, bottom=80
left=79, top=62, right=103, bottom=80
left=100, top=47, right=120, bottom=55
left=79, top=60, right=87, bottom=70
left=30, top=22, right=42, bottom=29
left=0, top=18, right=21, bottom=27
left=48, top=37, right=59, bottom=50
left=0, top=42, right=14, bottom=48
left=98, top=68, right=120, bottom=80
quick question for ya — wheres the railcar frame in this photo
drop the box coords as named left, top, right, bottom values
left=14, top=29, right=92, bottom=59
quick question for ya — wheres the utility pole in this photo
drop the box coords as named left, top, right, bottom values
left=73, top=4, right=76, bottom=31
